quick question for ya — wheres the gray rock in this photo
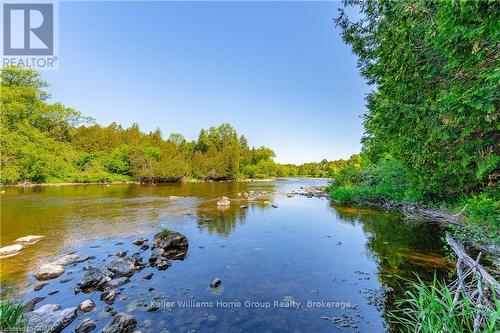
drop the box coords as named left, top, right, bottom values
left=34, top=264, right=65, bottom=281
left=108, top=257, right=138, bottom=277
left=14, top=235, right=44, bottom=244
left=76, top=267, right=108, bottom=291
left=103, top=277, right=129, bottom=290
left=210, top=278, right=222, bottom=288
left=23, top=296, right=46, bottom=312
left=78, top=299, right=95, bottom=312
left=75, top=318, right=96, bottom=333
left=116, top=251, right=127, bottom=257
left=101, top=312, right=137, bottom=333
left=142, top=273, right=153, bottom=280
left=54, top=254, right=91, bottom=266
left=0, top=244, right=23, bottom=257
left=139, top=243, right=149, bottom=251
left=132, top=238, right=146, bottom=246
left=151, top=231, right=188, bottom=260
left=25, top=304, right=77, bottom=333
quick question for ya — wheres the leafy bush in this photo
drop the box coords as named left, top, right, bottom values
left=158, top=228, right=171, bottom=240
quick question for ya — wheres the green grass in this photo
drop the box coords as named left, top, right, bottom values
left=390, top=276, right=500, bottom=333
left=0, top=301, right=26, bottom=332
left=158, top=228, right=171, bottom=240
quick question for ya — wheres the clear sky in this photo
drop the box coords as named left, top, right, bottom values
left=44, top=1, right=369, bottom=164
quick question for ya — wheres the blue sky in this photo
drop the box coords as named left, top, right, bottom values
left=44, top=1, right=369, bottom=164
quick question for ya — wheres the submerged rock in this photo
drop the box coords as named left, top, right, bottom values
left=102, top=312, right=137, bottom=333
left=216, top=197, right=230, bottom=207
left=23, top=296, right=46, bottom=312
left=14, top=235, right=44, bottom=244
left=34, top=282, right=48, bottom=291
left=0, top=244, right=23, bottom=257
left=54, top=253, right=91, bottom=266
left=34, top=264, right=65, bottom=281
left=26, top=304, right=77, bottom=333
left=103, top=277, right=129, bottom=290
left=78, top=299, right=95, bottom=312
left=75, top=318, right=96, bottom=333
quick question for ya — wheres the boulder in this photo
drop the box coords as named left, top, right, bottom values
left=151, top=231, right=188, bottom=260
left=0, top=244, right=23, bottom=256
left=102, top=312, right=137, bottom=333
left=75, top=318, right=96, bottom=333
left=14, top=235, right=44, bottom=244
left=76, top=267, right=108, bottom=291
left=216, top=197, right=230, bottom=207
left=78, top=299, right=95, bottom=312
left=108, top=257, right=138, bottom=277
left=25, top=304, right=77, bottom=333
left=34, top=264, right=65, bottom=281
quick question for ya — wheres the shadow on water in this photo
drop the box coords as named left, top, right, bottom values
left=0, top=179, right=452, bottom=332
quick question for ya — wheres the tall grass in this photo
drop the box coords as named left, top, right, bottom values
left=0, top=301, right=26, bottom=332
left=390, top=276, right=500, bottom=333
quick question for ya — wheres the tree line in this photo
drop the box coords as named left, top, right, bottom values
left=0, top=66, right=352, bottom=184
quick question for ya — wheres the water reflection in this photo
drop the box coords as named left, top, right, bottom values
left=0, top=179, right=451, bottom=332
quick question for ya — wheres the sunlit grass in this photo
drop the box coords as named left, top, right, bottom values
left=0, top=301, right=26, bottom=332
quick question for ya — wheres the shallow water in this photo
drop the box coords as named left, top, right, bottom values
left=0, top=179, right=451, bottom=332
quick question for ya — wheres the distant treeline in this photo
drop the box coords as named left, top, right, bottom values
left=0, top=67, right=350, bottom=184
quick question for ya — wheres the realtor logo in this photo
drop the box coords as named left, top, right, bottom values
left=2, top=1, right=58, bottom=69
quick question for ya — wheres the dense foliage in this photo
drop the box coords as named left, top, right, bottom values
left=0, top=66, right=349, bottom=184
left=333, top=0, right=499, bottom=202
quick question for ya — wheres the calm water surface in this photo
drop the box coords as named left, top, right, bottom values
left=0, top=179, right=451, bottom=332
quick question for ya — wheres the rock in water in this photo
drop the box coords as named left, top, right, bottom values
left=216, top=196, right=231, bottom=207
left=26, top=304, right=77, bottom=333
left=78, top=299, right=95, bottom=312
left=101, top=290, right=117, bottom=304
left=132, top=238, right=147, bottom=246
left=34, top=264, right=65, bottom=281
left=151, top=231, right=188, bottom=260
left=108, top=257, right=139, bottom=277
left=24, top=296, right=46, bottom=312
left=210, top=278, right=222, bottom=288
left=0, top=244, right=23, bottom=256
left=102, top=312, right=137, bottom=333
left=75, top=318, right=96, bottom=333
left=14, top=235, right=44, bottom=244
left=103, top=277, right=129, bottom=290
left=76, top=267, right=108, bottom=291
left=54, top=254, right=91, bottom=266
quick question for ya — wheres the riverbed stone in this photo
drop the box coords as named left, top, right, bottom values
left=14, top=235, right=44, bottom=244
left=54, top=253, right=91, bottom=266
left=210, top=278, right=222, bottom=288
left=34, top=281, right=48, bottom=291
left=78, top=299, right=95, bottom=312
left=103, top=277, right=129, bottom=290
left=76, top=267, right=108, bottom=291
left=25, top=304, right=77, bottom=333
left=23, top=296, right=46, bottom=312
left=132, top=238, right=146, bottom=246
left=108, top=257, right=139, bottom=277
left=102, top=312, right=137, bottom=333
left=217, top=196, right=230, bottom=207
left=0, top=244, right=23, bottom=256
left=101, top=290, right=117, bottom=304
left=75, top=318, right=96, bottom=333
left=34, top=263, right=65, bottom=281
left=151, top=231, right=188, bottom=260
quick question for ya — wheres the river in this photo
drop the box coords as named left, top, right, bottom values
left=0, top=178, right=451, bottom=332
